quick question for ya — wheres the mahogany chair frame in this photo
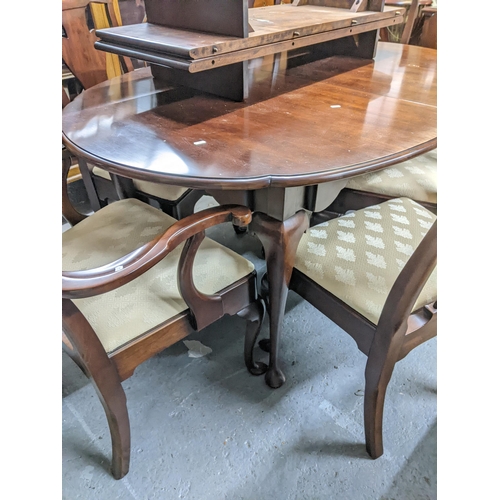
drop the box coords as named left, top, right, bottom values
left=287, top=219, right=437, bottom=458
left=62, top=159, right=267, bottom=479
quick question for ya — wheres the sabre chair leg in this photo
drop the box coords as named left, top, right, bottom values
left=63, top=300, right=131, bottom=479
left=92, top=374, right=131, bottom=479
left=363, top=355, right=397, bottom=459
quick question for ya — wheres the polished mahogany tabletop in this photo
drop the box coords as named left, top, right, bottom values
left=62, top=42, right=437, bottom=191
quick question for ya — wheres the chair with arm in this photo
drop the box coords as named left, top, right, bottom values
left=62, top=158, right=267, bottom=479
left=62, top=0, right=204, bottom=218
left=284, top=197, right=437, bottom=458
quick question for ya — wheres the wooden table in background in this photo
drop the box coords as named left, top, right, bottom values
left=62, top=41, right=437, bottom=388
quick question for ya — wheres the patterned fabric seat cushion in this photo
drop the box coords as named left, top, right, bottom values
left=345, top=149, right=437, bottom=204
left=62, top=199, right=254, bottom=353
left=92, top=165, right=190, bottom=201
left=294, top=198, right=437, bottom=325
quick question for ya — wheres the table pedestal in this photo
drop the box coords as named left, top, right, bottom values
left=250, top=210, right=309, bottom=388
left=208, top=182, right=346, bottom=387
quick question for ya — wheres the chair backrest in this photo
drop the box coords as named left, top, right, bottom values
left=413, top=6, right=437, bottom=48
left=62, top=0, right=134, bottom=90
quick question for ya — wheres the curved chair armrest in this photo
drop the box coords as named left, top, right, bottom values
left=62, top=204, right=252, bottom=299
left=62, top=148, right=87, bottom=226
left=375, top=219, right=437, bottom=344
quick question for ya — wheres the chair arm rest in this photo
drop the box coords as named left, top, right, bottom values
left=62, top=204, right=252, bottom=299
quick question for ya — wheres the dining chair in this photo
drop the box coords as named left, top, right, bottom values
left=409, top=5, right=437, bottom=49
left=398, top=0, right=429, bottom=45
left=62, top=156, right=267, bottom=479
left=62, top=0, right=204, bottom=218
left=276, top=197, right=437, bottom=458
left=312, top=149, right=437, bottom=227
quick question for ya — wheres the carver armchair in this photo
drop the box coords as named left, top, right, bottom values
left=62, top=0, right=204, bottom=218
left=62, top=156, right=266, bottom=479
left=288, top=197, right=437, bottom=458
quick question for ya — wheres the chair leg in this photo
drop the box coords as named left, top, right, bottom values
left=63, top=300, right=131, bottom=479
left=238, top=298, right=267, bottom=376
left=91, top=372, right=131, bottom=479
left=363, top=354, right=397, bottom=459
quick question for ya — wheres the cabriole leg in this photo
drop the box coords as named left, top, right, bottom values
left=250, top=211, right=309, bottom=388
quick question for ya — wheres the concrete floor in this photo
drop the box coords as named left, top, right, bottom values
left=62, top=187, right=437, bottom=499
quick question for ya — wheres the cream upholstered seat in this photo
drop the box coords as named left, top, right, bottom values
left=63, top=198, right=254, bottom=353
left=345, top=149, right=437, bottom=205
left=295, top=197, right=437, bottom=325
left=289, top=197, right=437, bottom=459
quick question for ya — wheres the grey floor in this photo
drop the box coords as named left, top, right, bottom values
left=62, top=186, right=437, bottom=500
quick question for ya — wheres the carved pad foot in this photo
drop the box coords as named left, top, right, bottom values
left=265, top=366, right=286, bottom=389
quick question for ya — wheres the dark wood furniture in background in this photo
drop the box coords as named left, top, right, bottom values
left=62, top=41, right=437, bottom=390
left=62, top=0, right=133, bottom=201
left=94, top=0, right=404, bottom=100
left=289, top=197, right=437, bottom=458
left=117, top=0, right=146, bottom=26
left=63, top=156, right=266, bottom=478
left=62, top=0, right=135, bottom=89
left=62, top=0, right=134, bottom=188
left=413, top=6, right=437, bottom=49
left=251, top=0, right=292, bottom=6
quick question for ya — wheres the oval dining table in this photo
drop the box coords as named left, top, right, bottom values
left=62, top=40, right=437, bottom=389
